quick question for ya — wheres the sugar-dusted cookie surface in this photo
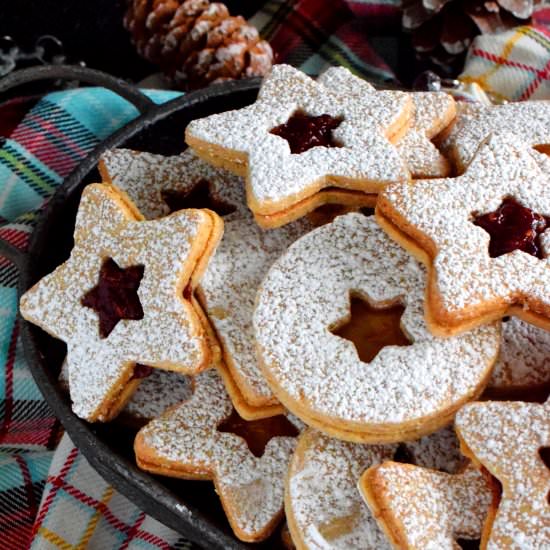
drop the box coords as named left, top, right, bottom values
left=186, top=64, right=411, bottom=221
left=455, top=399, right=550, bottom=550
left=487, top=316, right=550, bottom=397
left=20, top=183, right=221, bottom=422
left=317, top=67, right=455, bottom=178
left=134, top=369, right=300, bottom=542
left=441, top=100, right=550, bottom=171
left=254, top=214, right=500, bottom=443
left=58, top=359, right=193, bottom=423
left=377, top=133, right=550, bottom=336
left=360, top=461, right=493, bottom=550
left=286, top=425, right=465, bottom=550
left=100, top=148, right=314, bottom=418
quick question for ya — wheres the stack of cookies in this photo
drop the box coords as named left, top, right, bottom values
left=19, top=64, right=549, bottom=548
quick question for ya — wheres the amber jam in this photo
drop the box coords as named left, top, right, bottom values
left=217, top=409, right=299, bottom=458
left=473, top=197, right=550, bottom=259
left=81, top=258, right=144, bottom=339
left=331, top=295, right=411, bottom=363
left=161, top=178, right=236, bottom=216
left=270, top=111, right=343, bottom=154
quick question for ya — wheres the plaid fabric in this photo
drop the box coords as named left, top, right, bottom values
left=251, top=0, right=401, bottom=83
left=460, top=25, right=550, bottom=102
left=29, top=434, right=195, bottom=550
left=0, top=449, right=52, bottom=550
left=1, top=2, right=547, bottom=549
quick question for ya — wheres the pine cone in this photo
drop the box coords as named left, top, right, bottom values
left=402, top=0, right=537, bottom=75
left=124, top=0, right=273, bottom=90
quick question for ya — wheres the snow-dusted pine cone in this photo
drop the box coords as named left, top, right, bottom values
left=124, top=0, right=273, bottom=90
left=402, top=0, right=537, bottom=74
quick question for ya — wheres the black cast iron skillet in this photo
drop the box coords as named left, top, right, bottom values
left=0, top=65, right=278, bottom=550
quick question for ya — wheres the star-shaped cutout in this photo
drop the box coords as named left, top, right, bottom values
left=99, top=148, right=238, bottom=219
left=100, top=147, right=313, bottom=420
left=186, top=64, right=411, bottom=222
left=317, top=66, right=455, bottom=178
left=135, top=369, right=299, bottom=542
left=81, top=257, right=144, bottom=338
left=330, top=294, right=411, bottom=363
left=377, top=133, right=550, bottom=335
left=473, top=196, right=550, bottom=259
left=161, top=179, right=236, bottom=216
left=20, top=183, right=222, bottom=421
left=441, top=100, right=550, bottom=171
left=455, top=399, right=550, bottom=549
left=359, top=462, right=492, bottom=549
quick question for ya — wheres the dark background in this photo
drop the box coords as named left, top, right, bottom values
left=0, top=0, right=270, bottom=83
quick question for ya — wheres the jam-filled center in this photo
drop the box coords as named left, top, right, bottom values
left=270, top=111, right=343, bottom=154
left=217, top=409, right=299, bottom=458
left=473, top=197, right=550, bottom=259
left=161, top=178, right=236, bottom=216
left=331, top=295, right=412, bottom=363
left=81, top=257, right=144, bottom=339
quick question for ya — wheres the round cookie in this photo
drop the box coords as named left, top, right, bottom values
left=285, top=425, right=465, bottom=550
left=254, top=214, right=500, bottom=443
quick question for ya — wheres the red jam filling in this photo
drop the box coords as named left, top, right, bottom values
left=217, top=409, right=299, bottom=458
left=473, top=197, right=550, bottom=259
left=331, top=296, right=411, bottom=363
left=161, top=179, right=236, bottom=216
left=540, top=447, right=550, bottom=504
left=270, top=111, right=343, bottom=154
left=81, top=258, right=144, bottom=339
left=131, top=364, right=154, bottom=380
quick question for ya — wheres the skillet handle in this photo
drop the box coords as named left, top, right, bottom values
left=0, top=65, right=157, bottom=268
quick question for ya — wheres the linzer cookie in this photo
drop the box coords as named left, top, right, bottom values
left=486, top=316, right=550, bottom=398
left=317, top=67, right=455, bottom=178
left=359, top=462, right=493, bottom=549
left=134, top=369, right=300, bottom=542
left=440, top=100, right=550, bottom=171
left=254, top=214, right=500, bottom=443
left=456, top=399, right=550, bottom=549
left=185, top=64, right=411, bottom=227
left=100, top=148, right=314, bottom=418
left=377, top=133, right=550, bottom=336
left=285, top=426, right=465, bottom=550
left=19, top=183, right=222, bottom=422
left=58, top=359, right=193, bottom=424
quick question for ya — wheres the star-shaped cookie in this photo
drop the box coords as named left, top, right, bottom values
left=455, top=399, right=550, bottom=549
left=185, top=64, right=411, bottom=223
left=100, top=148, right=313, bottom=419
left=377, top=133, right=550, bottom=336
left=317, top=66, right=455, bottom=178
left=441, top=101, right=550, bottom=171
left=134, top=369, right=300, bottom=542
left=20, top=183, right=222, bottom=421
left=359, top=461, right=493, bottom=549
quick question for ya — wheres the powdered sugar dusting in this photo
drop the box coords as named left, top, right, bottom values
left=362, top=462, right=492, bottom=548
left=489, top=317, right=550, bottom=392
left=287, top=425, right=465, bottom=550
left=137, top=369, right=297, bottom=538
left=381, top=133, right=550, bottom=318
left=254, top=214, right=500, bottom=430
left=101, top=148, right=313, bottom=407
left=20, top=184, right=210, bottom=421
left=441, top=101, right=550, bottom=170
left=317, top=66, right=454, bottom=177
left=456, top=400, right=550, bottom=549
left=186, top=64, right=410, bottom=214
